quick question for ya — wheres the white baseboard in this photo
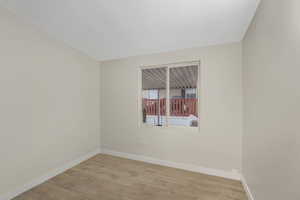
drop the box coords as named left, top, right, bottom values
left=241, top=175, right=255, bottom=200
left=101, top=149, right=241, bottom=181
left=0, top=148, right=101, bottom=200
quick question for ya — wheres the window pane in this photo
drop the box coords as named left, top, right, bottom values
left=169, top=65, right=198, bottom=127
left=142, top=67, right=167, bottom=126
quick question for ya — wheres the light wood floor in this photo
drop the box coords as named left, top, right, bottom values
left=13, top=154, right=248, bottom=200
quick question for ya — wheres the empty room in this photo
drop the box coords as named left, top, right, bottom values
left=0, top=0, right=299, bottom=200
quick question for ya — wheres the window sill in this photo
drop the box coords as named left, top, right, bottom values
left=139, top=124, right=199, bottom=131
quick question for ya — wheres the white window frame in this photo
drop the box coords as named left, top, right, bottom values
left=138, top=60, right=201, bottom=130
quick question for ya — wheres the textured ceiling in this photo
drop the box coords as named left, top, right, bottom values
left=0, top=0, right=260, bottom=60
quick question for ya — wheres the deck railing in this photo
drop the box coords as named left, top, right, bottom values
left=143, top=98, right=197, bottom=117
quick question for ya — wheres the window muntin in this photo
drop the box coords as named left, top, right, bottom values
left=141, top=62, right=199, bottom=127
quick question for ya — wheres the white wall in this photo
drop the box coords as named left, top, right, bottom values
left=242, top=0, right=300, bottom=199
left=0, top=8, right=100, bottom=196
left=100, top=42, right=243, bottom=173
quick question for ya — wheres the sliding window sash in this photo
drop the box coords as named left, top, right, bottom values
left=166, top=67, right=170, bottom=127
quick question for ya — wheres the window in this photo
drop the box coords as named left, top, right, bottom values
left=142, top=67, right=167, bottom=126
left=141, top=61, right=199, bottom=127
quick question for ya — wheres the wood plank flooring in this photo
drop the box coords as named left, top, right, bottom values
left=13, top=154, right=248, bottom=200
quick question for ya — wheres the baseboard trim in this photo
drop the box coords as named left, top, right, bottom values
left=241, top=175, right=255, bottom=200
left=101, top=149, right=241, bottom=181
left=0, top=148, right=101, bottom=200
